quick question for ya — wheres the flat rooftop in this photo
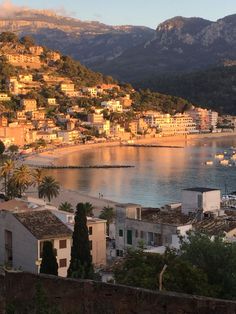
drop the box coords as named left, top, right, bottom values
left=183, top=188, right=220, bottom=193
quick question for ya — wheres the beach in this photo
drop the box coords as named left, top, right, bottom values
left=24, top=132, right=236, bottom=167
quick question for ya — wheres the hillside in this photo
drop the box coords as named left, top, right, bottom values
left=135, top=65, right=236, bottom=114
left=93, top=15, right=236, bottom=82
left=0, top=9, right=155, bottom=67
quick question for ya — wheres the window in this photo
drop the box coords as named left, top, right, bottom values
left=119, top=229, right=123, bottom=237
left=140, top=231, right=145, bottom=239
left=89, top=240, right=92, bottom=251
left=127, top=230, right=132, bottom=245
left=59, top=239, right=67, bottom=249
left=136, top=208, right=141, bottom=220
left=135, top=230, right=139, bottom=238
left=5, top=230, right=12, bottom=267
left=116, top=250, right=124, bottom=257
left=89, top=226, right=93, bottom=235
left=59, top=258, right=67, bottom=268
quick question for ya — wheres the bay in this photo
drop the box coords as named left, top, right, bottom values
left=46, top=137, right=236, bottom=207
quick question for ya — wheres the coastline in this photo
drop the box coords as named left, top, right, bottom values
left=24, top=132, right=236, bottom=167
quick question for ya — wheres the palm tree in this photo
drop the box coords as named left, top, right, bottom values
left=32, top=168, right=44, bottom=197
left=13, top=164, right=32, bottom=197
left=84, top=202, right=94, bottom=217
left=0, top=159, right=15, bottom=195
left=99, top=206, right=115, bottom=236
left=59, top=201, right=74, bottom=213
left=39, top=176, right=60, bottom=202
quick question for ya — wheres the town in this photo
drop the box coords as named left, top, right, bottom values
left=0, top=30, right=236, bottom=313
left=0, top=33, right=233, bottom=153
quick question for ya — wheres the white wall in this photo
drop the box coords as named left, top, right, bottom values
left=0, top=211, right=38, bottom=273
left=182, top=190, right=220, bottom=215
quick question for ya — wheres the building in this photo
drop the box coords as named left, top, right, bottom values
left=0, top=124, right=26, bottom=146
left=21, top=99, right=37, bottom=112
left=29, top=46, right=44, bottom=56
left=82, top=87, right=98, bottom=97
left=0, top=93, right=11, bottom=102
left=187, top=107, right=218, bottom=131
left=115, top=203, right=192, bottom=256
left=47, top=98, right=57, bottom=106
left=5, top=53, right=41, bottom=69
left=144, top=112, right=196, bottom=135
left=181, top=188, right=221, bottom=217
left=119, top=94, right=132, bottom=108
left=60, top=83, right=80, bottom=97
left=88, top=113, right=104, bottom=124
left=57, top=130, right=79, bottom=143
left=101, top=100, right=123, bottom=113
left=0, top=209, right=72, bottom=277
left=36, top=131, right=57, bottom=142
left=94, top=120, right=110, bottom=136
left=18, top=74, right=33, bottom=83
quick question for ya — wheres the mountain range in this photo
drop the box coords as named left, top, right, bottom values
left=0, top=9, right=236, bottom=113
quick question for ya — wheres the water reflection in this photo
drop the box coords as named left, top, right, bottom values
left=47, top=137, right=236, bottom=207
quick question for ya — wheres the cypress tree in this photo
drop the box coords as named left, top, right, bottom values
left=67, top=203, right=94, bottom=279
left=40, top=241, right=58, bottom=276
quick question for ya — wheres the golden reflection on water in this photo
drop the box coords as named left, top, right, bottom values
left=47, top=138, right=236, bottom=206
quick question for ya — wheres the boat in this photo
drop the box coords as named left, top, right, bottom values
left=220, top=159, right=229, bottom=166
left=205, top=161, right=213, bottom=165
left=215, top=153, right=224, bottom=159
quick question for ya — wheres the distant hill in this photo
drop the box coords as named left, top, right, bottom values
left=135, top=65, right=236, bottom=114
left=0, top=9, right=155, bottom=67
left=93, top=15, right=236, bottom=82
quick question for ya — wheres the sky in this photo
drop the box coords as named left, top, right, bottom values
left=5, top=0, right=236, bottom=28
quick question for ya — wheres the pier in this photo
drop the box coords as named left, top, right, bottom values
left=122, top=144, right=184, bottom=148
left=30, top=164, right=135, bottom=169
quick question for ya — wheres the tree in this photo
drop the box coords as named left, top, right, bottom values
left=67, top=203, right=94, bottom=279
left=40, top=241, right=58, bottom=276
left=114, top=234, right=236, bottom=300
left=13, top=164, right=32, bottom=197
left=99, top=206, right=115, bottom=236
left=0, top=32, right=18, bottom=43
left=59, top=201, right=74, bottom=213
left=0, top=159, right=14, bottom=196
left=39, top=176, right=60, bottom=202
left=7, top=144, right=18, bottom=156
left=0, top=140, right=5, bottom=158
left=84, top=202, right=94, bottom=217
left=20, top=35, right=35, bottom=48
left=32, top=168, right=44, bottom=198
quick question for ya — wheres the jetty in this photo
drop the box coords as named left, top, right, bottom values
left=29, top=164, right=135, bottom=169
left=122, top=144, right=184, bottom=148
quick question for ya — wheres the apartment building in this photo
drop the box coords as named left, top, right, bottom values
left=101, top=100, right=123, bottom=113
left=21, top=99, right=37, bottom=112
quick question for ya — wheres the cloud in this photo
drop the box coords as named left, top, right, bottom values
left=0, top=0, right=77, bottom=18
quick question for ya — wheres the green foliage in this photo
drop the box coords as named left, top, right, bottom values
left=8, top=144, right=18, bottom=154
left=38, top=176, right=60, bottom=202
left=114, top=233, right=236, bottom=300
left=20, top=35, right=35, bottom=48
left=137, top=66, right=236, bottom=114
left=59, top=201, right=74, bottom=213
left=0, top=140, right=5, bottom=155
left=84, top=202, right=94, bottom=217
left=99, top=206, right=115, bottom=235
left=0, top=32, right=18, bottom=43
left=67, top=203, right=94, bottom=279
left=132, top=89, right=193, bottom=114
left=40, top=241, right=58, bottom=276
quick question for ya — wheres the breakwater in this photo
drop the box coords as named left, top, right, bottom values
left=30, top=164, right=135, bottom=169
left=122, top=144, right=184, bottom=148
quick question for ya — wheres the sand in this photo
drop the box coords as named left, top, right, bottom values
left=24, top=132, right=236, bottom=167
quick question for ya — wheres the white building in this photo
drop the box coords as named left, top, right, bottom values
left=181, top=188, right=221, bottom=216
left=0, top=209, right=72, bottom=277
left=101, top=100, right=123, bottom=113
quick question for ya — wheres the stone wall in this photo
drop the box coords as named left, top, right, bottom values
left=1, top=271, right=236, bottom=314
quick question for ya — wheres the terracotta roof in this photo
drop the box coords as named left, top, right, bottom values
left=193, top=218, right=236, bottom=236
left=13, top=210, right=72, bottom=240
left=141, top=208, right=191, bottom=225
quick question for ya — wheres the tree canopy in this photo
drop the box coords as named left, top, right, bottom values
left=114, top=232, right=236, bottom=300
